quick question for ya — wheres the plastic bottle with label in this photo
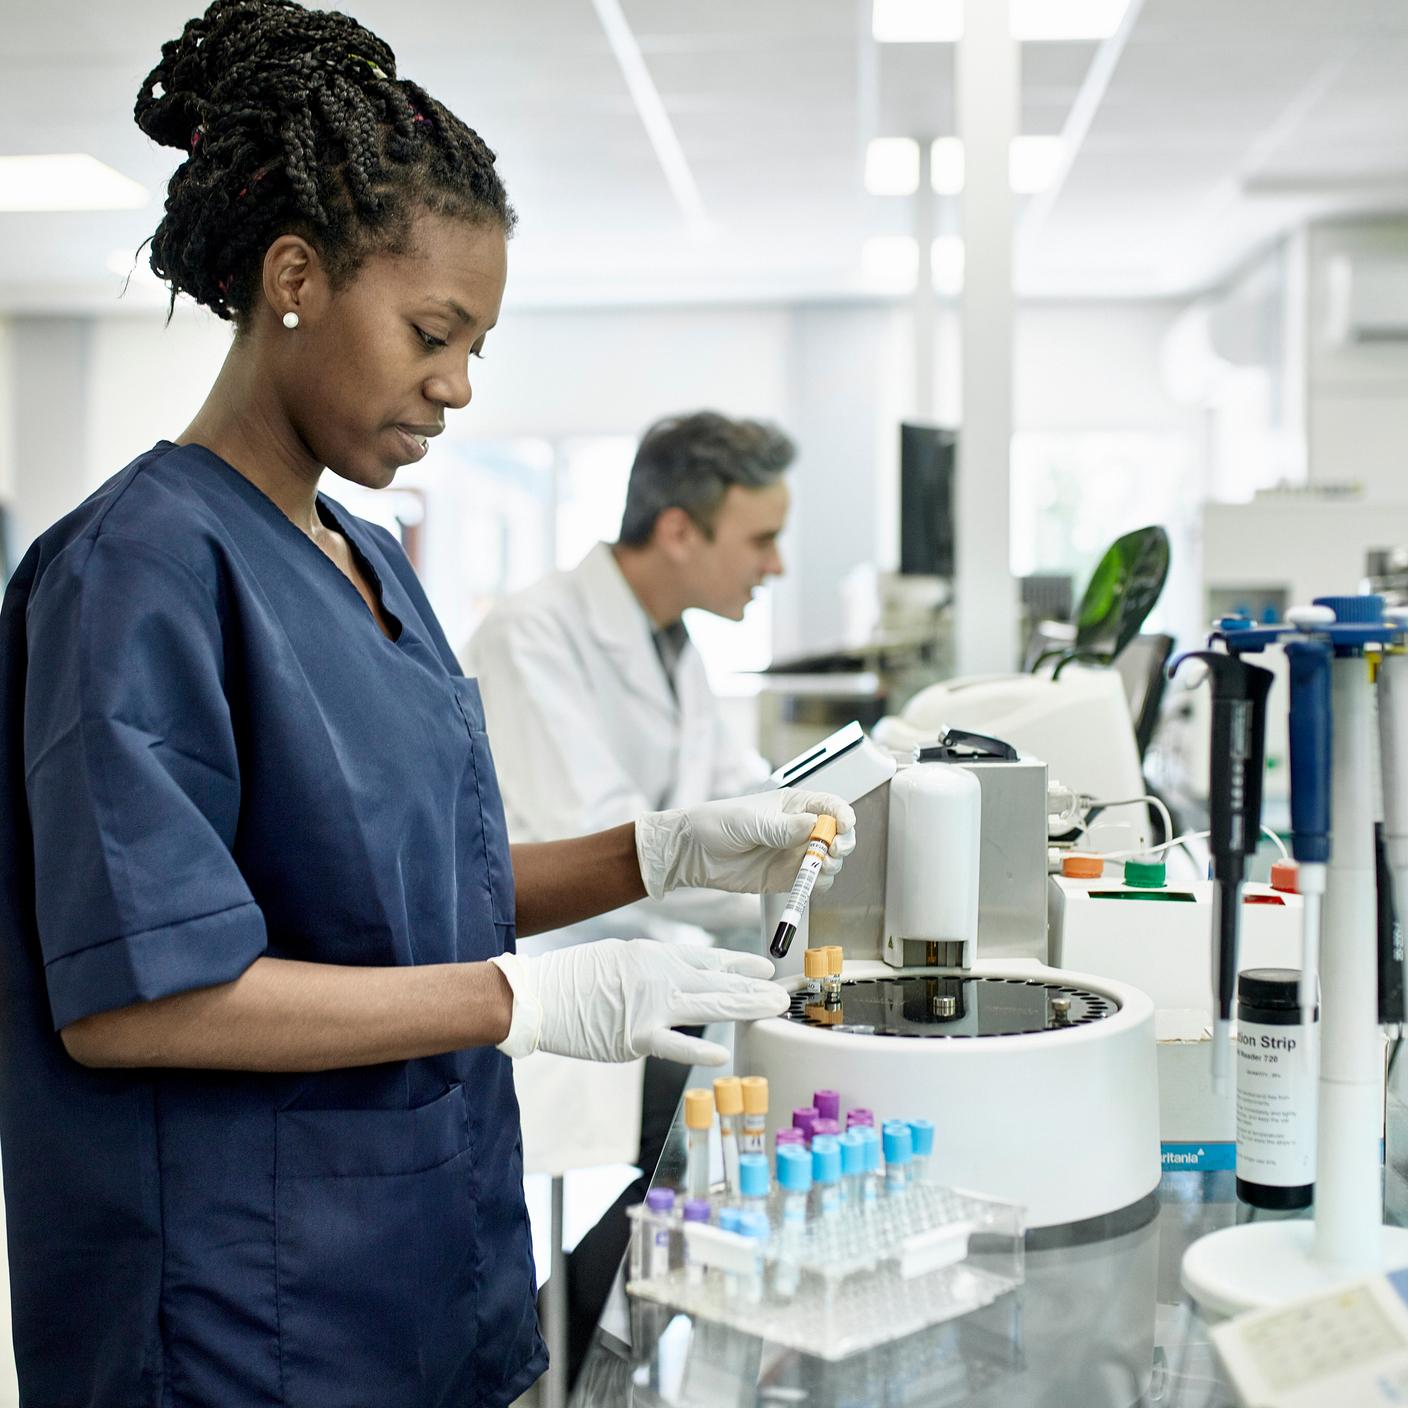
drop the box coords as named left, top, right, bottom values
left=1236, top=967, right=1318, bottom=1209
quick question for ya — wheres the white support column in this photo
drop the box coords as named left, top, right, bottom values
left=955, top=0, right=1019, bottom=675
left=914, top=138, right=935, bottom=422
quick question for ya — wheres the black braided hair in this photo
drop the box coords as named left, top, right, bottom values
left=134, top=0, right=515, bottom=325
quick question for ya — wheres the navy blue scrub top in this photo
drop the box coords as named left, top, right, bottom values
left=0, top=442, right=546, bottom=1407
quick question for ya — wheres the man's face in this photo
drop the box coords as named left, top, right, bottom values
left=681, top=481, right=789, bottom=620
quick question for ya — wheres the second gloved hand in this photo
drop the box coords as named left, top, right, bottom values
left=634, top=789, right=857, bottom=900
left=489, top=939, right=788, bottom=1065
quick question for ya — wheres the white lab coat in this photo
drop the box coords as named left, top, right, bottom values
left=465, top=540, right=769, bottom=944
left=465, top=543, right=770, bottom=1173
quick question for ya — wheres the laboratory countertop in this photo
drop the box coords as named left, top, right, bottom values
left=568, top=1085, right=1408, bottom=1407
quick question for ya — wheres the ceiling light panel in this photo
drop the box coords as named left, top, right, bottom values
left=872, top=0, right=963, bottom=43
left=1010, top=0, right=1129, bottom=41
left=0, top=155, right=149, bottom=212
left=865, top=137, right=921, bottom=195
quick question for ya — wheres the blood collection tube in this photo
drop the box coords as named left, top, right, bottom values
left=811, top=1135, right=841, bottom=1220
left=792, top=1106, right=819, bottom=1144
left=839, top=1130, right=866, bottom=1207
left=862, top=1127, right=881, bottom=1204
left=909, top=1119, right=935, bottom=1185
left=714, top=1077, right=743, bottom=1196
left=775, top=1127, right=805, bottom=1152
left=823, top=946, right=844, bottom=1003
left=813, top=1089, right=840, bottom=1123
left=684, top=1088, right=714, bottom=1200
left=644, top=1188, right=675, bottom=1278
left=883, top=1121, right=913, bottom=1197
left=810, top=1117, right=840, bottom=1144
left=846, top=1108, right=874, bottom=1130
left=682, top=1198, right=711, bottom=1285
left=738, top=1153, right=770, bottom=1215
left=739, top=1210, right=770, bottom=1303
left=803, top=947, right=827, bottom=1002
left=770, top=816, right=839, bottom=958
left=740, top=1076, right=768, bottom=1156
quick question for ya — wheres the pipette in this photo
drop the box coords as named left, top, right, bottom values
left=1379, top=610, right=1408, bottom=1013
left=769, top=814, right=839, bottom=958
left=1171, top=648, right=1274, bottom=1091
left=1285, top=616, right=1335, bottom=1025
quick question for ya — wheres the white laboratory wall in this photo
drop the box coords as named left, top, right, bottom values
left=4, top=296, right=1199, bottom=658
left=1305, top=218, right=1408, bottom=501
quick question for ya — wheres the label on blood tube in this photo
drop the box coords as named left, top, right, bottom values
left=779, top=842, right=828, bottom=925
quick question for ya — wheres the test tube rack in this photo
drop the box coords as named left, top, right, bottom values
left=626, top=1182, right=1023, bottom=1362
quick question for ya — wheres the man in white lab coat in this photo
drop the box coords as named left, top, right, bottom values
left=466, top=410, right=794, bottom=1375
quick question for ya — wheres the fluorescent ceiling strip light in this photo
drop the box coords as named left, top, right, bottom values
left=860, top=236, right=965, bottom=292
left=865, top=138, right=920, bottom=195
left=1010, top=0, right=1130, bottom=40
left=923, top=136, right=1067, bottom=193
left=872, top=0, right=962, bottom=43
left=0, top=154, right=149, bottom=212
left=590, top=0, right=709, bottom=236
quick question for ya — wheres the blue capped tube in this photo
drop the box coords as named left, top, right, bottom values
left=883, top=1121, right=913, bottom=1196
left=811, top=1135, right=841, bottom=1220
left=839, top=1129, right=866, bottom=1207
left=862, top=1126, right=881, bottom=1204
left=774, top=1145, right=811, bottom=1299
left=738, top=1152, right=770, bottom=1214
left=908, top=1119, right=935, bottom=1185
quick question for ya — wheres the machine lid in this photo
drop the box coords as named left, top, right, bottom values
left=786, top=974, right=1118, bottom=1038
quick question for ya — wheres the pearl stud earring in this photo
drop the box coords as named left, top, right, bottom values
left=282, top=311, right=300, bottom=330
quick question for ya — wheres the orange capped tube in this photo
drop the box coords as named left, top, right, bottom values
left=769, top=814, right=840, bottom=959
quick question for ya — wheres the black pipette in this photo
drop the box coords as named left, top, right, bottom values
left=1170, top=649, right=1274, bottom=1090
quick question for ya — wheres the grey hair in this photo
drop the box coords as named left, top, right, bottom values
left=617, top=411, right=796, bottom=547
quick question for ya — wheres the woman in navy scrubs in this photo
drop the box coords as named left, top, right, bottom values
left=0, top=3, right=855, bottom=1404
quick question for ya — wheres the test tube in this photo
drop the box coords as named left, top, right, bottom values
left=714, top=1077, right=743, bottom=1196
left=810, top=1117, right=840, bottom=1143
left=682, top=1198, right=711, bottom=1285
left=822, top=946, right=844, bottom=1003
left=862, top=1127, right=881, bottom=1205
left=776, top=1145, right=811, bottom=1228
left=775, top=1127, right=805, bottom=1152
left=909, top=1118, right=935, bottom=1184
left=738, top=1152, right=770, bottom=1216
left=740, top=1076, right=768, bottom=1156
left=846, top=1107, right=874, bottom=1130
left=803, top=947, right=827, bottom=1002
left=644, top=1188, right=675, bottom=1278
left=718, top=1208, right=744, bottom=1300
left=792, top=1106, right=820, bottom=1144
left=684, top=1088, right=715, bottom=1200
left=775, top=1145, right=811, bottom=1299
left=811, top=1135, right=842, bottom=1220
left=738, top=1210, right=770, bottom=1303
left=770, top=815, right=839, bottom=958
left=882, top=1121, right=913, bottom=1197
left=813, top=1089, right=840, bottom=1123
left=839, top=1130, right=866, bottom=1207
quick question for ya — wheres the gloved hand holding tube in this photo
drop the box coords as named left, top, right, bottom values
left=492, top=789, right=857, bottom=1066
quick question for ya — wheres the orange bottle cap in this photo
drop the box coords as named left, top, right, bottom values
left=1270, top=859, right=1299, bottom=894
left=713, top=1076, right=743, bottom=1115
left=810, top=815, right=839, bottom=845
left=1062, top=853, right=1105, bottom=879
left=684, top=1089, right=715, bottom=1129
left=804, top=948, right=828, bottom=978
left=741, top=1076, right=768, bottom=1114
left=825, top=946, right=844, bottom=975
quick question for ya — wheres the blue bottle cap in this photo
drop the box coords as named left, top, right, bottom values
left=682, top=1198, right=711, bottom=1223
left=739, top=1209, right=770, bottom=1243
left=719, top=1208, right=743, bottom=1233
left=738, top=1153, right=770, bottom=1199
left=839, top=1130, right=866, bottom=1174
left=883, top=1122, right=913, bottom=1165
left=812, top=1138, right=841, bottom=1185
left=777, top=1144, right=812, bottom=1192
left=646, top=1188, right=675, bottom=1214
left=862, top=1127, right=881, bottom=1173
left=908, top=1119, right=935, bottom=1157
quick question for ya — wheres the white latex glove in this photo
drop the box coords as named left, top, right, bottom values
left=634, top=789, right=857, bottom=901
left=489, top=939, right=789, bottom=1066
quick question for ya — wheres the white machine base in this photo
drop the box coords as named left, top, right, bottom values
left=1182, top=1221, right=1408, bottom=1319
left=738, top=960, right=1161, bottom=1230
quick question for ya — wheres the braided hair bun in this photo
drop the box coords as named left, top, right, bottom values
left=135, top=0, right=513, bottom=323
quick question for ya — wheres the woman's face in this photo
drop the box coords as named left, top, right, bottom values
left=277, top=209, right=508, bottom=490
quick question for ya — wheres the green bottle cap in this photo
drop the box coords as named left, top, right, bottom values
left=1123, top=857, right=1166, bottom=889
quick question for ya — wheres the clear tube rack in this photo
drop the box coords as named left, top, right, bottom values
left=626, top=1181, right=1023, bottom=1362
